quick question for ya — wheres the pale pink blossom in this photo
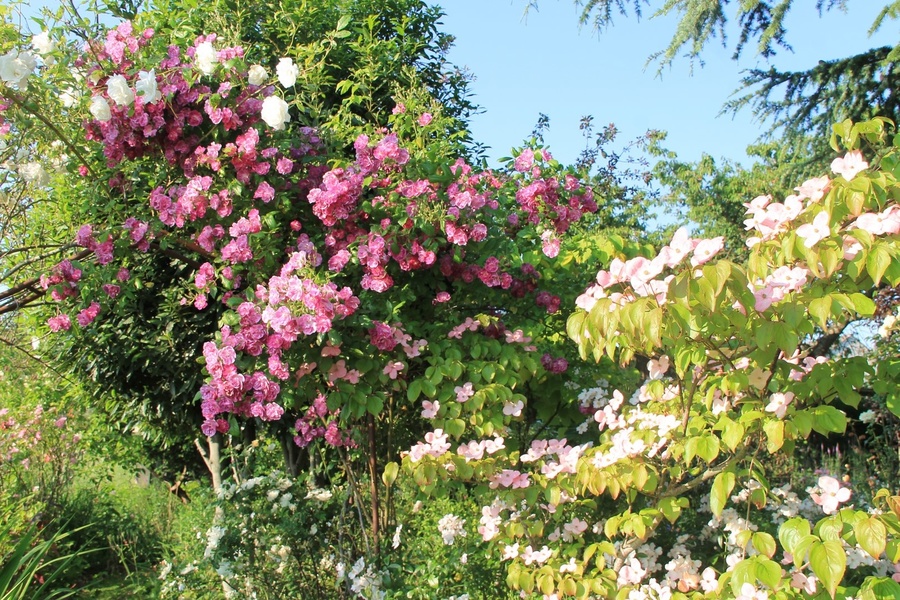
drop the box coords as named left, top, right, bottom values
left=790, top=571, right=817, bottom=594
left=794, top=176, right=830, bottom=202
left=690, top=236, right=724, bottom=266
left=648, top=356, right=669, bottom=380
left=853, top=206, right=900, bottom=236
left=765, top=391, right=794, bottom=418
left=383, top=361, right=405, bottom=379
left=842, top=236, right=863, bottom=260
left=455, top=382, right=475, bottom=402
left=503, top=400, right=524, bottom=417
left=421, top=400, right=439, bottom=419
left=831, top=150, right=868, bottom=181
left=809, top=475, right=851, bottom=514
left=796, top=211, right=831, bottom=248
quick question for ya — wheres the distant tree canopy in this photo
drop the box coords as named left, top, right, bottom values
left=563, top=1, right=900, bottom=164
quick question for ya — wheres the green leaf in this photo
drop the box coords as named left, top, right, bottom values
left=855, top=516, right=887, bottom=559
left=382, top=462, right=399, bottom=486
left=778, top=517, right=812, bottom=561
left=809, top=540, right=846, bottom=598
left=867, top=244, right=892, bottom=285
left=407, top=379, right=422, bottom=402
left=810, top=406, right=847, bottom=435
left=849, top=292, right=876, bottom=316
left=721, top=418, right=745, bottom=451
left=710, top=472, right=735, bottom=517
left=751, top=532, right=777, bottom=558
left=695, top=435, right=719, bottom=462
left=763, top=419, right=784, bottom=453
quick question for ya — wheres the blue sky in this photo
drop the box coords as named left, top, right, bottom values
left=437, top=1, right=897, bottom=167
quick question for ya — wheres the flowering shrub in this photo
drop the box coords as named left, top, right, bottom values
left=2, top=2, right=900, bottom=599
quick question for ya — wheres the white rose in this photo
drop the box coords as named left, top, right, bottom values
left=135, top=69, right=161, bottom=104
left=194, top=41, right=218, bottom=75
left=247, top=64, right=268, bottom=86
left=60, top=87, right=80, bottom=108
left=18, top=162, right=49, bottom=186
left=0, top=51, right=37, bottom=89
left=90, top=95, right=111, bottom=121
left=32, top=31, right=56, bottom=56
left=106, top=74, right=134, bottom=106
left=261, top=95, right=290, bottom=130
left=275, top=57, right=298, bottom=87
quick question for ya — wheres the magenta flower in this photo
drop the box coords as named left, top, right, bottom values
left=417, top=112, right=432, bottom=126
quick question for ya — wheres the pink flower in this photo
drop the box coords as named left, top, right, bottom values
left=854, top=206, right=900, bottom=236
left=502, top=400, right=524, bottom=417
left=455, top=382, right=475, bottom=403
left=795, top=176, right=830, bottom=202
left=648, top=356, right=669, bottom=380
left=831, top=150, right=868, bottom=181
left=421, top=400, right=440, bottom=419
left=392, top=102, right=406, bottom=115
left=691, top=236, right=724, bottom=266
left=417, top=112, right=432, bottom=126
left=47, top=314, right=71, bottom=332
left=383, top=361, right=405, bottom=379
left=765, top=391, right=794, bottom=418
left=795, top=211, right=831, bottom=248
left=809, top=475, right=851, bottom=514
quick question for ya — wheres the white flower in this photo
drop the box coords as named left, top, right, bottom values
left=391, top=525, right=402, bottom=549
left=437, top=513, right=466, bottom=545
left=90, top=95, right=111, bottom=121
left=261, top=95, right=290, bottom=130
left=18, top=162, right=48, bottom=186
left=135, top=69, right=161, bottom=104
left=248, top=64, right=268, bottom=85
left=194, top=41, right=218, bottom=75
left=106, top=74, right=134, bottom=106
left=859, top=410, right=877, bottom=424
left=0, top=50, right=37, bottom=89
left=60, top=87, right=80, bottom=108
left=32, top=32, right=56, bottom=56
left=305, top=488, right=332, bottom=501
left=276, top=57, right=299, bottom=87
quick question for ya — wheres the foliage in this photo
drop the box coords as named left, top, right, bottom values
left=0, top=509, right=89, bottom=600
left=2, top=1, right=900, bottom=598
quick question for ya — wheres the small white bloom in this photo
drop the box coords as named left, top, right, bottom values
left=106, top=74, right=134, bottom=106
left=135, top=69, right=161, bottom=104
left=18, top=162, right=49, bottom=186
left=305, top=488, right=332, bottom=501
left=261, top=95, right=290, bottom=130
left=0, top=51, right=37, bottom=89
left=276, top=57, right=299, bottom=87
left=194, top=41, right=218, bottom=75
left=32, top=32, right=56, bottom=56
left=60, top=87, right=80, bottom=108
left=248, top=64, right=268, bottom=85
left=89, top=95, right=111, bottom=121
left=859, top=410, right=877, bottom=424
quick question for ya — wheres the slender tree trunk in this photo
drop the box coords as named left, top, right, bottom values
left=367, top=413, right=379, bottom=556
left=196, top=435, right=235, bottom=598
